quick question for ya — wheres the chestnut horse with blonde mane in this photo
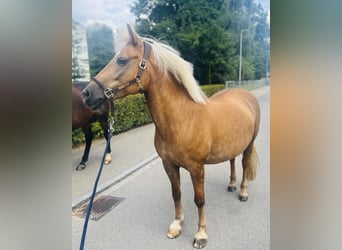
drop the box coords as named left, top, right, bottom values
left=82, top=24, right=260, bottom=249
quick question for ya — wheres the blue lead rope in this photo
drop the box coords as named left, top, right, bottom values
left=79, top=124, right=113, bottom=249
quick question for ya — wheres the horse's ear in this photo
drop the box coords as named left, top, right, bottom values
left=127, top=23, right=141, bottom=47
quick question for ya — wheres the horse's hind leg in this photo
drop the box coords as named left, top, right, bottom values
left=163, top=160, right=184, bottom=239
left=239, top=143, right=258, bottom=201
left=227, top=158, right=237, bottom=192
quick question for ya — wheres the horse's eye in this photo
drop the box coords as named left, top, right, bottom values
left=117, top=57, right=128, bottom=66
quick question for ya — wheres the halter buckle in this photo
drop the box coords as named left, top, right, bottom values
left=139, top=59, right=147, bottom=70
left=104, top=88, right=114, bottom=99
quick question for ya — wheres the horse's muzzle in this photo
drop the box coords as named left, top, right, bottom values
left=81, top=89, right=105, bottom=110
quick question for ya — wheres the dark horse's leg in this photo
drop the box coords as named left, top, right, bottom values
left=76, top=124, right=93, bottom=170
left=99, top=117, right=112, bottom=165
left=227, top=158, right=237, bottom=192
left=163, top=159, right=184, bottom=239
left=190, top=164, right=208, bottom=249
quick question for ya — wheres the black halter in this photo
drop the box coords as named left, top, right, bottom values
left=92, top=41, right=152, bottom=99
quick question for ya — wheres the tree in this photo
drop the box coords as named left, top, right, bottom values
left=132, top=0, right=235, bottom=84
left=131, top=0, right=270, bottom=83
left=86, top=24, right=115, bottom=78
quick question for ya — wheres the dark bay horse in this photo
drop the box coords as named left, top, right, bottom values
left=72, top=81, right=112, bottom=170
left=82, top=24, right=260, bottom=248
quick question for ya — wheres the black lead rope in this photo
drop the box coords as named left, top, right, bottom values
left=79, top=100, right=115, bottom=250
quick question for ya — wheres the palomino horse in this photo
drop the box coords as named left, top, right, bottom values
left=82, top=25, right=260, bottom=248
left=72, top=81, right=112, bottom=170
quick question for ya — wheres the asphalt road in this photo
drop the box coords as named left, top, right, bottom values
left=72, top=86, right=270, bottom=250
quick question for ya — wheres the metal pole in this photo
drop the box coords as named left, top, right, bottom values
left=239, top=29, right=248, bottom=85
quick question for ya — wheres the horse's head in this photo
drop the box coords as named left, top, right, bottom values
left=82, top=24, right=152, bottom=109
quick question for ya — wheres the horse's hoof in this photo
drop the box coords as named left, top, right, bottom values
left=239, top=194, right=248, bottom=202
left=76, top=164, right=86, bottom=171
left=167, top=217, right=184, bottom=239
left=227, top=186, right=237, bottom=192
left=167, top=228, right=181, bottom=239
left=193, top=238, right=208, bottom=249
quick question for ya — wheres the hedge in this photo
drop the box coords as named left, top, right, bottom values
left=72, top=93, right=151, bottom=146
left=201, top=84, right=225, bottom=97
left=72, top=84, right=225, bottom=146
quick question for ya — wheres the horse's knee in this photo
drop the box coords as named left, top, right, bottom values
left=194, top=195, right=205, bottom=208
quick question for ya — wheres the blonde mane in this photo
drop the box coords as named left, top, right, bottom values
left=142, top=37, right=208, bottom=104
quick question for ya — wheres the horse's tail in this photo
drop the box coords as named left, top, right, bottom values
left=243, top=144, right=258, bottom=181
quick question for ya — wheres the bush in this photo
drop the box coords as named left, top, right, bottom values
left=72, top=93, right=152, bottom=146
left=201, top=84, right=225, bottom=97
left=112, top=94, right=152, bottom=134
left=72, top=129, right=86, bottom=145
left=72, top=84, right=224, bottom=146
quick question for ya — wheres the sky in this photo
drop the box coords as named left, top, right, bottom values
left=72, top=0, right=136, bottom=31
left=72, top=0, right=270, bottom=33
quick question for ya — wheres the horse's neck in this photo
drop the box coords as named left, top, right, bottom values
left=145, top=76, right=200, bottom=135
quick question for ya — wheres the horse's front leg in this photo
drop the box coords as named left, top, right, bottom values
left=103, top=134, right=112, bottom=165
left=162, top=160, right=183, bottom=239
left=100, top=119, right=112, bottom=165
left=190, top=165, right=208, bottom=249
left=76, top=125, right=93, bottom=170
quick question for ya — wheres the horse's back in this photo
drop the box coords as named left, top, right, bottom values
left=209, top=88, right=259, bottom=122
left=211, top=88, right=256, bottom=103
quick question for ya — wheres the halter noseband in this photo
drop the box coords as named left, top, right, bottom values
left=92, top=41, right=152, bottom=99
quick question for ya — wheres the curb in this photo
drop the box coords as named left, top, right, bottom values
left=72, top=153, right=159, bottom=208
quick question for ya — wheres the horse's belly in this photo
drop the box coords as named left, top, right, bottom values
left=204, top=101, right=256, bottom=164
left=205, top=146, right=240, bottom=164
left=205, top=131, right=253, bottom=164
